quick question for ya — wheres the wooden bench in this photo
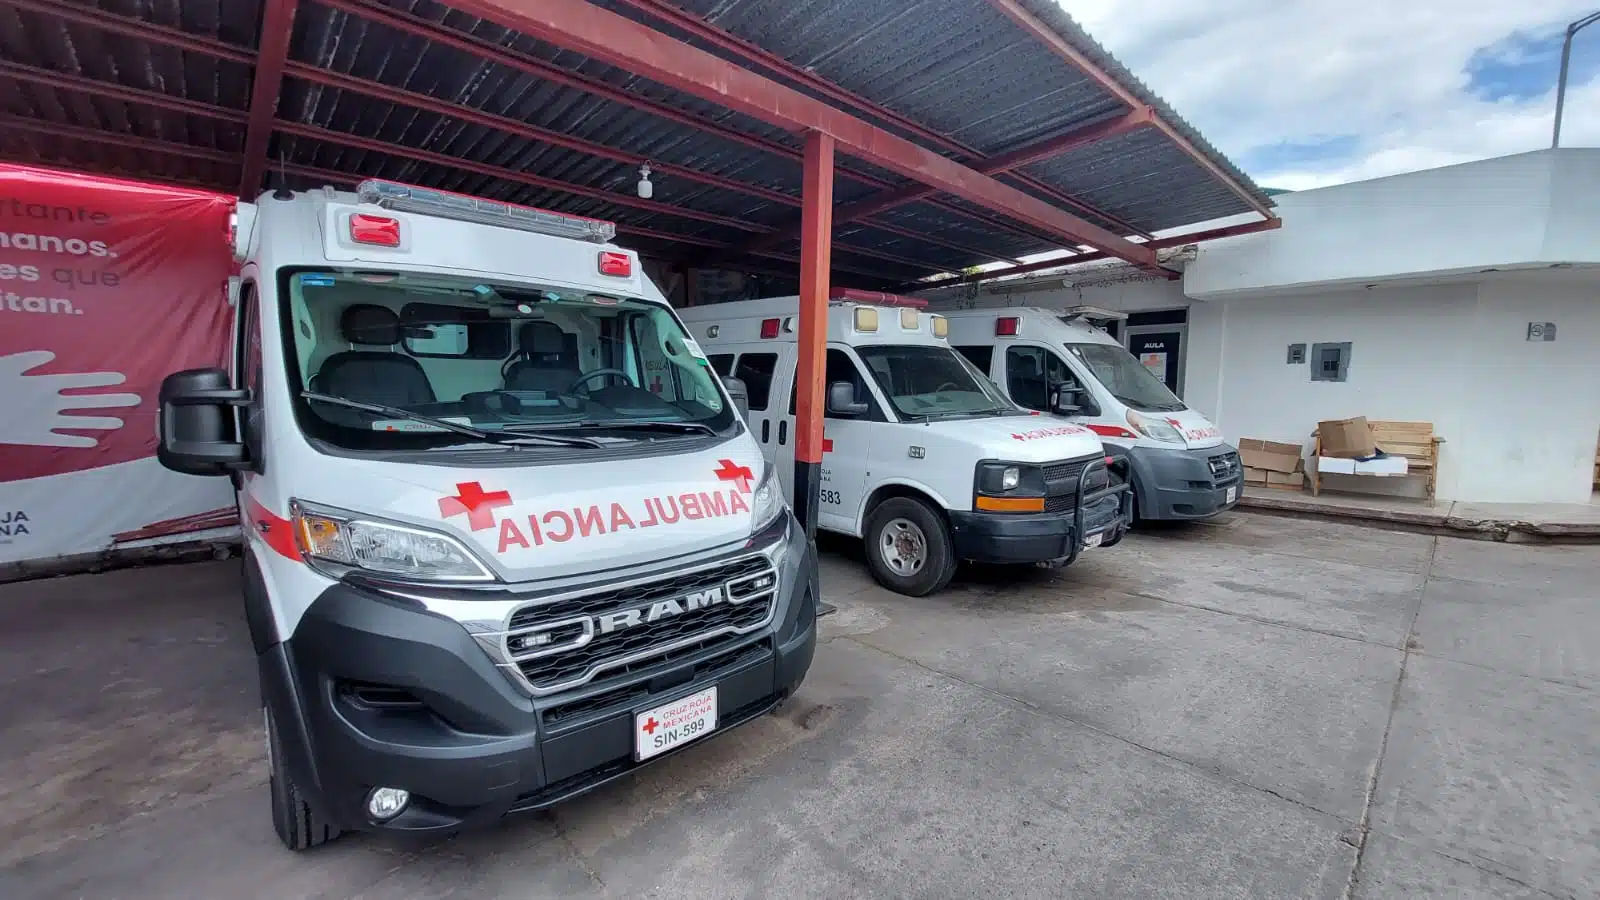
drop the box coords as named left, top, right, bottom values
left=1311, top=420, right=1444, bottom=501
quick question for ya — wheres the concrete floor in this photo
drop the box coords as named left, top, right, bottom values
left=1, top=513, right=1595, bottom=899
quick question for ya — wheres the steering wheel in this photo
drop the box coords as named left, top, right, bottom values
left=934, top=381, right=962, bottom=393
left=568, top=368, right=634, bottom=395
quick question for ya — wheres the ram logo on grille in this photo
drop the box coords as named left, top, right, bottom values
left=594, top=586, right=744, bottom=635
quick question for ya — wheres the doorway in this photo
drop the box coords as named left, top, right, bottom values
left=1121, top=308, right=1190, bottom=398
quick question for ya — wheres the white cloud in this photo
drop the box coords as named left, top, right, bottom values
left=1055, top=0, right=1600, bottom=189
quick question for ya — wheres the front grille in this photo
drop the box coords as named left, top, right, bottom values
left=540, top=638, right=770, bottom=728
left=507, top=555, right=778, bottom=692
left=1041, top=454, right=1109, bottom=509
left=1208, top=451, right=1241, bottom=481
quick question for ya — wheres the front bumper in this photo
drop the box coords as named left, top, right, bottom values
left=1124, top=444, right=1243, bottom=520
left=259, top=514, right=818, bottom=836
left=948, top=488, right=1124, bottom=564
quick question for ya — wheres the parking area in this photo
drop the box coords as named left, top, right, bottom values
left=1, top=511, right=1595, bottom=899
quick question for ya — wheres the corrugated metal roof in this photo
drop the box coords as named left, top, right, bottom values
left=0, top=0, right=1273, bottom=288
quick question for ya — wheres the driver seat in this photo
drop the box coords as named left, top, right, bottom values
left=505, top=321, right=582, bottom=393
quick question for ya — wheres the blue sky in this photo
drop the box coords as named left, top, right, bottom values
left=1056, top=1, right=1600, bottom=191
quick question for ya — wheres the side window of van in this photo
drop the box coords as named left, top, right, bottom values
left=733, top=352, right=778, bottom=411
left=954, top=344, right=993, bottom=376
left=788, top=349, right=875, bottom=418
left=1005, top=346, right=1080, bottom=412
left=708, top=354, right=734, bottom=376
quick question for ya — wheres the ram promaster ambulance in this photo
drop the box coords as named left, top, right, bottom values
left=155, top=181, right=817, bottom=851
left=677, top=294, right=1128, bottom=597
left=943, top=307, right=1243, bottom=521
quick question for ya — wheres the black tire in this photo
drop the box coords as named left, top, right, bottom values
left=267, top=707, right=341, bottom=852
left=863, top=497, right=957, bottom=597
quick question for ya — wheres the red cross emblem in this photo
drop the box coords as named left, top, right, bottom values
left=438, top=481, right=513, bottom=531
left=650, top=374, right=663, bottom=394
left=713, top=458, right=754, bottom=493
left=641, top=716, right=659, bottom=735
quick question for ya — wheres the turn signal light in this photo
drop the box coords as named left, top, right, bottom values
left=597, top=250, right=632, bottom=277
left=975, top=495, right=1045, bottom=513
left=349, top=214, right=401, bottom=247
left=995, top=316, right=1019, bottom=337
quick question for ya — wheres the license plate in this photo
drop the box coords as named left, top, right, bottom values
left=635, top=686, right=718, bottom=761
left=1083, top=532, right=1103, bottom=550
left=1225, top=486, right=1238, bottom=504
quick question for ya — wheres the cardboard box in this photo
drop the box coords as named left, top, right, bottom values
left=1265, top=469, right=1304, bottom=486
left=1317, top=417, right=1377, bottom=459
left=1237, top=438, right=1303, bottom=474
left=1316, top=456, right=1357, bottom=474
left=1243, top=466, right=1268, bottom=483
left=1354, top=456, right=1409, bottom=476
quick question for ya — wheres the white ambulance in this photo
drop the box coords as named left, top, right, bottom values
left=676, top=294, right=1129, bottom=597
left=155, top=181, right=817, bottom=850
left=941, top=307, right=1243, bottom=521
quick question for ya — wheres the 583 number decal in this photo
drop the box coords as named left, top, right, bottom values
left=819, top=489, right=842, bottom=505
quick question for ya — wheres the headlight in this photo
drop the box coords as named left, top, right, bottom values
left=291, top=500, right=495, bottom=582
left=748, top=463, right=784, bottom=534
left=1127, top=410, right=1184, bottom=444
left=975, top=461, right=1044, bottom=495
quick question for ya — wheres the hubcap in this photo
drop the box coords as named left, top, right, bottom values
left=878, top=517, right=927, bottom=577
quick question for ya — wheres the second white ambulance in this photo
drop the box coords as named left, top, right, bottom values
left=942, top=307, right=1243, bottom=522
left=678, top=294, right=1129, bottom=596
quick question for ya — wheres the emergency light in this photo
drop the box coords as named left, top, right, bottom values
left=995, top=316, right=1020, bottom=337
left=356, top=180, right=617, bottom=243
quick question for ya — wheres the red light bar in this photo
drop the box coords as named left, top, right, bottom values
left=760, top=318, right=780, bottom=339
left=995, top=317, right=1020, bottom=337
left=830, top=288, right=927, bottom=308
left=597, top=250, right=632, bottom=277
left=350, top=213, right=401, bottom=247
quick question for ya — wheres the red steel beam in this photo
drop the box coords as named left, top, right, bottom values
left=0, top=61, right=250, bottom=124
left=238, top=0, right=300, bottom=197
left=13, top=0, right=1035, bottom=264
left=793, top=131, right=834, bottom=538
left=611, top=0, right=1147, bottom=238
left=6, top=0, right=256, bottom=64
left=450, top=0, right=1162, bottom=272
left=720, top=107, right=1155, bottom=262
left=323, top=0, right=1047, bottom=255
left=0, top=114, right=240, bottom=165
left=986, top=0, right=1277, bottom=222
left=910, top=217, right=1285, bottom=289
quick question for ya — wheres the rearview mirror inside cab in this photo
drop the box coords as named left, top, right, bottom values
left=157, top=368, right=250, bottom=477
left=827, top=381, right=869, bottom=416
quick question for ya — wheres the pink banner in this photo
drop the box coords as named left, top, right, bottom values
left=1, top=163, right=238, bottom=565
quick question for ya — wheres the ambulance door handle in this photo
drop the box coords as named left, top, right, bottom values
left=761, top=419, right=770, bottom=443
left=778, top=421, right=788, bottom=445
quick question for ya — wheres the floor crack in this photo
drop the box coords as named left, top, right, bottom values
left=1340, top=534, right=1437, bottom=899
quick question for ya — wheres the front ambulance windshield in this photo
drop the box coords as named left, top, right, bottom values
left=1066, top=342, right=1186, bottom=413
left=280, top=270, right=735, bottom=451
left=856, top=344, right=1015, bottom=420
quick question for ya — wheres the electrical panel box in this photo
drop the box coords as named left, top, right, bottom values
left=1310, top=342, right=1351, bottom=382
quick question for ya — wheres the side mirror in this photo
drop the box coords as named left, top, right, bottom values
left=827, top=381, right=869, bottom=416
left=723, top=375, right=750, bottom=419
left=157, top=368, right=250, bottom=477
left=1050, top=386, right=1084, bottom=416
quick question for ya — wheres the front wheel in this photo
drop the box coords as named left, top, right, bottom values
left=863, top=497, right=957, bottom=597
left=267, top=707, right=341, bottom=852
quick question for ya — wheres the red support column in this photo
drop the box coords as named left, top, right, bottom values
left=792, top=131, right=834, bottom=541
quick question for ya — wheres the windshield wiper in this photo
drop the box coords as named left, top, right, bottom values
left=301, top=392, right=603, bottom=449
left=533, top=419, right=718, bottom=436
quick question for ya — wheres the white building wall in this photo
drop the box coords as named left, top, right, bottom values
left=1453, top=276, right=1600, bottom=503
